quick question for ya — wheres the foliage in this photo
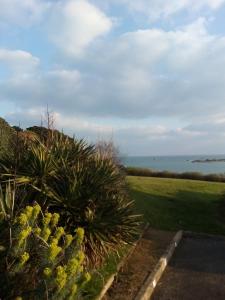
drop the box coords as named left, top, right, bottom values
left=0, top=131, right=140, bottom=265
left=26, top=126, right=73, bottom=146
left=0, top=117, right=16, bottom=158
left=125, top=166, right=225, bottom=183
left=26, top=126, right=50, bottom=139
left=12, top=126, right=23, bottom=133
left=95, top=140, right=121, bottom=165
left=0, top=204, right=90, bottom=300
left=0, top=181, right=15, bottom=223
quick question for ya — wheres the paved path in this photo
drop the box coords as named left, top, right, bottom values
left=152, top=234, right=225, bottom=300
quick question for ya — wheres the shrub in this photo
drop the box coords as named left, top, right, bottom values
left=0, top=204, right=90, bottom=300
left=0, top=132, right=140, bottom=265
left=125, top=167, right=225, bottom=183
left=95, top=140, right=120, bottom=165
left=0, top=117, right=16, bottom=158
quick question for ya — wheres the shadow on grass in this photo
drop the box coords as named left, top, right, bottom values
left=129, top=188, right=225, bottom=235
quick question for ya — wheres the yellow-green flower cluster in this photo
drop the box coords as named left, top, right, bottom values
left=51, top=213, right=60, bottom=228
left=64, top=248, right=89, bottom=285
left=18, top=227, right=32, bottom=246
left=16, top=213, right=28, bottom=226
left=48, top=240, right=62, bottom=262
left=10, top=205, right=89, bottom=299
left=33, top=227, right=41, bottom=236
left=16, top=204, right=41, bottom=227
left=31, top=204, right=41, bottom=221
left=19, top=252, right=30, bottom=266
left=54, top=227, right=64, bottom=241
left=24, top=206, right=33, bottom=218
left=55, top=266, right=67, bottom=291
left=43, top=213, right=52, bottom=226
left=75, top=227, right=84, bottom=244
left=65, top=234, right=73, bottom=248
left=49, top=237, right=58, bottom=244
left=66, top=258, right=79, bottom=276
left=43, top=267, right=52, bottom=278
left=41, top=227, right=51, bottom=242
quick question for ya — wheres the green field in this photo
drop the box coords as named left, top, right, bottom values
left=127, top=176, right=225, bottom=235
left=87, top=176, right=225, bottom=298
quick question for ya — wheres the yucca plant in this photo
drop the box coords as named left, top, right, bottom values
left=0, top=137, right=58, bottom=208
left=0, top=130, right=140, bottom=265
left=50, top=153, right=140, bottom=264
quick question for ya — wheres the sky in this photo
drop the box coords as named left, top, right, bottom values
left=1, top=0, right=225, bottom=155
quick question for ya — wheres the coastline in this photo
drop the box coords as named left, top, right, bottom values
left=121, top=155, right=225, bottom=175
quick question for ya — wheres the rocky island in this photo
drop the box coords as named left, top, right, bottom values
left=192, top=158, right=225, bottom=163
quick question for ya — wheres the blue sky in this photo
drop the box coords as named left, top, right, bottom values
left=1, top=0, right=225, bottom=155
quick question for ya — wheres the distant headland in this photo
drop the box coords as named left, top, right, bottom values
left=192, top=158, right=225, bottom=163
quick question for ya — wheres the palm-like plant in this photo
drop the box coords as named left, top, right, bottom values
left=50, top=154, right=140, bottom=264
left=0, top=131, right=140, bottom=264
left=0, top=138, right=57, bottom=208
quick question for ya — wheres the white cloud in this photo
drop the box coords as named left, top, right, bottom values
left=56, top=18, right=223, bottom=120
left=0, top=49, right=40, bottom=74
left=1, top=19, right=225, bottom=136
left=47, top=69, right=81, bottom=82
left=0, top=0, right=50, bottom=26
left=196, top=0, right=225, bottom=10
left=2, top=19, right=225, bottom=121
left=7, top=107, right=225, bottom=155
left=48, top=0, right=113, bottom=56
left=0, top=68, right=81, bottom=111
left=101, top=0, right=225, bottom=20
left=2, top=1, right=225, bottom=155
left=185, top=118, right=225, bottom=134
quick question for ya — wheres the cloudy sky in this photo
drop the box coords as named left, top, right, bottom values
left=1, top=0, right=225, bottom=155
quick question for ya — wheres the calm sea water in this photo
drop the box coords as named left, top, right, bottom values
left=121, top=155, right=225, bottom=174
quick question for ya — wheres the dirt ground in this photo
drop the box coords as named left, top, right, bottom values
left=152, top=234, right=225, bottom=300
left=104, top=228, right=174, bottom=300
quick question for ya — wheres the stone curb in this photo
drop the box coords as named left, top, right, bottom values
left=134, top=230, right=183, bottom=300
left=96, top=223, right=150, bottom=300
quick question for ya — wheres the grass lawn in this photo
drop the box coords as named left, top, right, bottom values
left=87, top=176, right=225, bottom=299
left=127, top=176, right=225, bottom=235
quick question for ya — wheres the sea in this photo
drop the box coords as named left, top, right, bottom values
left=120, top=155, right=225, bottom=175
